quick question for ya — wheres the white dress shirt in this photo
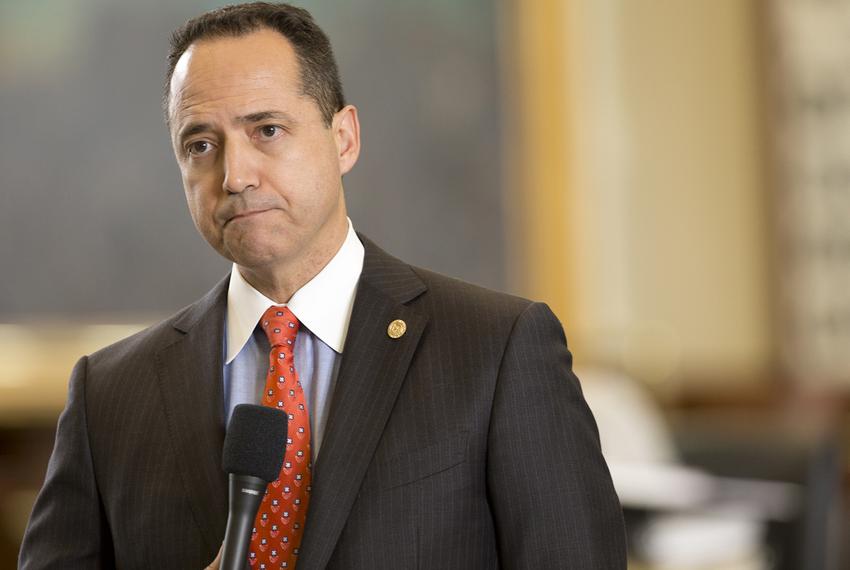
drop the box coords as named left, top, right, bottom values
left=223, top=219, right=364, bottom=460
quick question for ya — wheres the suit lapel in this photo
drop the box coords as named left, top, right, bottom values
left=299, top=238, right=428, bottom=570
left=154, top=277, right=229, bottom=553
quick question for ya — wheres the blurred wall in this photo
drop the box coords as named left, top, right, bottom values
left=549, top=0, right=773, bottom=393
left=769, top=0, right=850, bottom=388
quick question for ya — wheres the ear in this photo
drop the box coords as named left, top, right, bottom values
left=333, top=104, right=360, bottom=176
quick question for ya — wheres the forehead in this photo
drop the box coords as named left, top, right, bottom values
left=168, top=28, right=305, bottom=126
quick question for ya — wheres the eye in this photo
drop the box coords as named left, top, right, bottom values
left=186, top=140, right=214, bottom=156
left=257, top=125, right=284, bottom=139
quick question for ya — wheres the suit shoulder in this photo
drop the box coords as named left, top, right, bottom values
left=86, top=308, right=188, bottom=372
left=408, top=265, right=540, bottom=324
left=85, top=276, right=227, bottom=373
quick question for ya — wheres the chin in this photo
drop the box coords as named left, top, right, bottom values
left=229, top=248, right=285, bottom=269
left=225, top=240, right=292, bottom=270
left=222, top=227, right=293, bottom=264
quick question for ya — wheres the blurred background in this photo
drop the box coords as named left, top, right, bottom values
left=1, top=0, right=848, bottom=568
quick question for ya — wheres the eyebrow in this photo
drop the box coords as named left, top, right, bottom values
left=177, top=122, right=213, bottom=145
left=177, top=110, right=297, bottom=145
left=236, top=110, right=298, bottom=125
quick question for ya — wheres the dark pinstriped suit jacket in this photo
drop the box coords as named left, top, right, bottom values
left=20, top=237, right=626, bottom=569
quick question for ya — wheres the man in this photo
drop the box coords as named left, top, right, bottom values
left=20, top=3, right=626, bottom=569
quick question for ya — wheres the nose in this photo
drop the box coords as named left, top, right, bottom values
left=222, top=139, right=260, bottom=194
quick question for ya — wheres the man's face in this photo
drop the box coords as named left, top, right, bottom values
left=168, top=28, right=357, bottom=275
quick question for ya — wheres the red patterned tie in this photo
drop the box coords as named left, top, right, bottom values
left=248, top=307, right=312, bottom=569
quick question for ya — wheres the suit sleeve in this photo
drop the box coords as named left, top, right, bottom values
left=486, top=302, right=627, bottom=569
left=19, top=356, right=114, bottom=569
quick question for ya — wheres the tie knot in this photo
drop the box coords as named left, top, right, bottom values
left=260, top=306, right=300, bottom=348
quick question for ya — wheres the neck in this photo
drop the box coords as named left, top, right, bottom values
left=237, top=219, right=349, bottom=303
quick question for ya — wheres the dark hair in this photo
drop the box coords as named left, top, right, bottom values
left=164, top=2, right=344, bottom=126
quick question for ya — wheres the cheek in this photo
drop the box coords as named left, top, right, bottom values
left=183, top=180, right=219, bottom=234
left=282, top=134, right=340, bottom=180
left=281, top=148, right=341, bottom=206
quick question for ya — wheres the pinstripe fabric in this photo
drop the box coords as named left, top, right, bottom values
left=19, top=237, right=626, bottom=569
left=19, top=280, right=229, bottom=570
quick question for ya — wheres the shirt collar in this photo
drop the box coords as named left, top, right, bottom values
left=225, top=219, right=364, bottom=363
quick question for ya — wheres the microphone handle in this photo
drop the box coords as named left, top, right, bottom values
left=220, top=474, right=268, bottom=570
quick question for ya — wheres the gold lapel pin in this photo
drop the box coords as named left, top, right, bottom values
left=387, top=319, right=407, bottom=339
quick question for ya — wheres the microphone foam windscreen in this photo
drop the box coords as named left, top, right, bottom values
left=222, top=404, right=288, bottom=482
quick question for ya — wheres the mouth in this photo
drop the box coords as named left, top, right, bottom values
left=226, top=208, right=274, bottom=225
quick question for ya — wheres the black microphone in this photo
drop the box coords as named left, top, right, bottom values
left=220, top=404, right=288, bottom=570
